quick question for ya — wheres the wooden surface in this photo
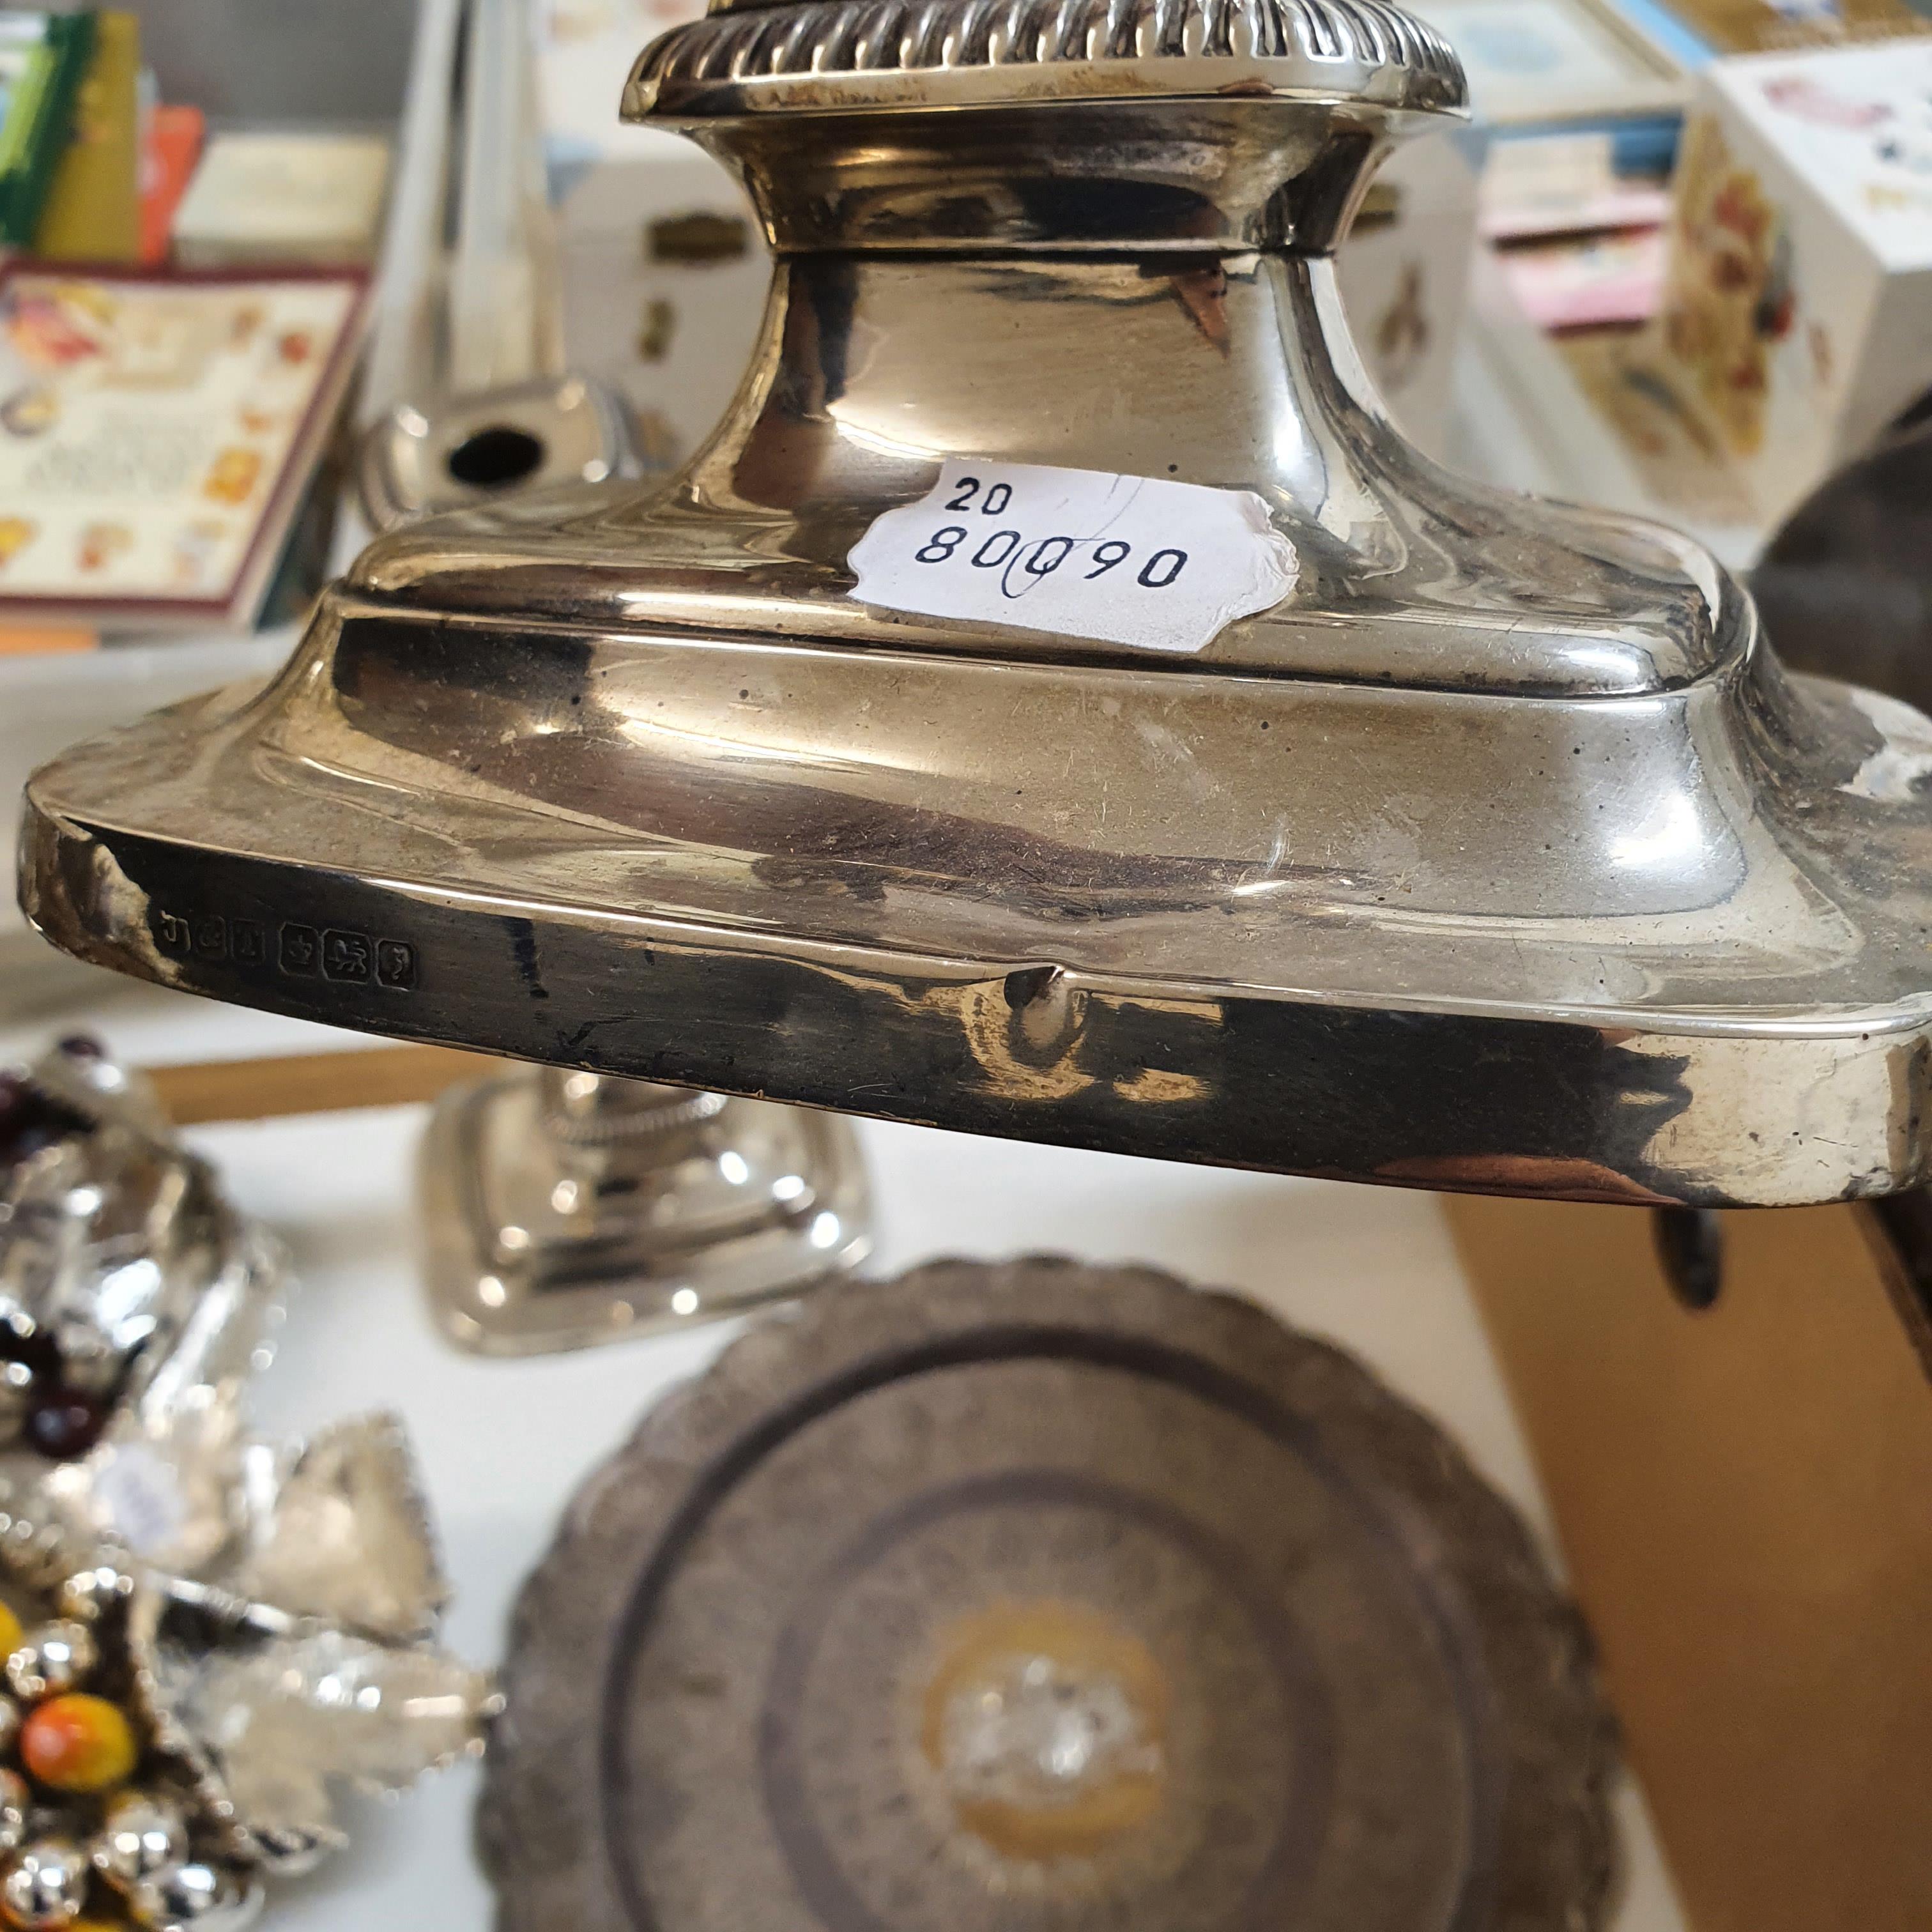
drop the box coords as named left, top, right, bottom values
left=1657, top=0, right=1925, bottom=50
left=1448, top=1197, right=1932, bottom=1932
left=143, top=1043, right=494, bottom=1124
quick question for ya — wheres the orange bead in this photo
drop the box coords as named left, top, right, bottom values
left=19, top=1694, right=137, bottom=1793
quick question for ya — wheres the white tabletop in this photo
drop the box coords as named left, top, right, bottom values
left=0, top=983, right=1687, bottom=1931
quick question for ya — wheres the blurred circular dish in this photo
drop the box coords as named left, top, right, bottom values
left=480, top=1256, right=1614, bottom=1931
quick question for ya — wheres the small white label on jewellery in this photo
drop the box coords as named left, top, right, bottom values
left=91, top=1443, right=187, bottom=1558
left=847, top=459, right=1299, bottom=655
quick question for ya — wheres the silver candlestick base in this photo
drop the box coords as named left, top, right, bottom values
left=417, top=1068, right=871, bottom=1356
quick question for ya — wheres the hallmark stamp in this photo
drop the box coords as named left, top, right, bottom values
left=322, top=930, right=372, bottom=982
left=151, top=907, right=417, bottom=992
left=376, top=939, right=417, bottom=990
left=279, top=923, right=319, bottom=974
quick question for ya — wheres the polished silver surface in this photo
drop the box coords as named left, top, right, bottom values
left=22, top=0, right=1932, bottom=1207
left=629, top=0, right=1466, bottom=116
left=367, top=0, right=851, bottom=1347
left=360, top=375, right=641, bottom=532
left=356, top=0, right=642, bottom=530
left=624, top=0, right=1466, bottom=252
left=418, top=1066, right=871, bottom=1354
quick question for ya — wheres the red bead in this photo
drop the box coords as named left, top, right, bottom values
left=20, top=1694, right=137, bottom=1792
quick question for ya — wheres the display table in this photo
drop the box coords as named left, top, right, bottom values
left=0, top=976, right=1686, bottom=1931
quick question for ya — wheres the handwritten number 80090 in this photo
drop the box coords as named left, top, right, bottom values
left=916, top=477, right=1188, bottom=592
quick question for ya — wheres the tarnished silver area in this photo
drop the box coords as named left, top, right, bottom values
left=480, top=1257, right=1615, bottom=1931
left=21, top=0, right=1932, bottom=1206
left=418, top=1065, right=871, bottom=1354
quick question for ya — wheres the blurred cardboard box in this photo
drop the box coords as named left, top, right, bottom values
left=173, top=130, right=392, bottom=268
left=1648, top=40, right=1932, bottom=526
left=542, top=0, right=767, bottom=462
left=1450, top=1192, right=1932, bottom=1932
left=1640, top=0, right=1929, bottom=55
left=1337, top=132, right=1483, bottom=461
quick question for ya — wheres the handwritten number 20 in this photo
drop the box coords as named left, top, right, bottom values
left=944, top=477, right=1013, bottom=515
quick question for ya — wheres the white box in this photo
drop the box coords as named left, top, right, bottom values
left=173, top=132, right=393, bottom=268
left=1652, top=39, right=1932, bottom=526
left=1413, top=0, right=1687, bottom=125
left=542, top=0, right=769, bottom=461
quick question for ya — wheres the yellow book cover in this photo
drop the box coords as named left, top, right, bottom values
left=33, top=11, right=139, bottom=264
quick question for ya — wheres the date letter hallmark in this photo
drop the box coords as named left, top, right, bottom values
left=150, top=907, right=417, bottom=992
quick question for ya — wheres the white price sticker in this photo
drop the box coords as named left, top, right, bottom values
left=91, top=1443, right=187, bottom=1558
left=847, top=459, right=1298, bottom=655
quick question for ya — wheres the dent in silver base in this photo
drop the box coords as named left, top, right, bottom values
left=417, top=1067, right=871, bottom=1355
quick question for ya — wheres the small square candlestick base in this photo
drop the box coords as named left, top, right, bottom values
left=417, top=1068, right=871, bottom=1356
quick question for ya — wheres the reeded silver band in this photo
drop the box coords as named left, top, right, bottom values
left=624, top=0, right=1468, bottom=118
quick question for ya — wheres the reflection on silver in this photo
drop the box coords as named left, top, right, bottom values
left=23, top=0, right=1932, bottom=1205
left=418, top=1065, right=871, bottom=1354
left=940, top=1654, right=1163, bottom=1807
left=1, top=1838, right=88, bottom=1931
left=162, top=1629, right=492, bottom=1877
left=90, top=1788, right=190, bottom=1892
left=356, top=0, right=645, bottom=529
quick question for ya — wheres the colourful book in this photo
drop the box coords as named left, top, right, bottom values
left=0, top=264, right=369, bottom=632
left=33, top=10, right=141, bottom=264
left=1627, top=0, right=1931, bottom=55
left=0, top=11, right=95, bottom=249
left=137, top=103, right=203, bottom=266
left=1501, top=227, right=1669, bottom=328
